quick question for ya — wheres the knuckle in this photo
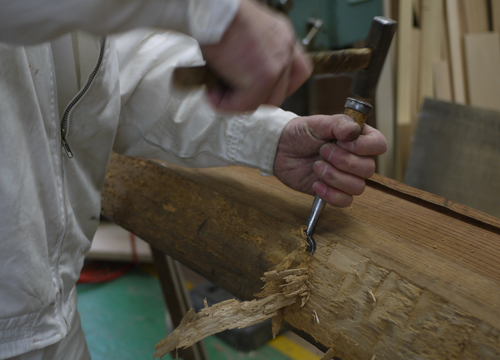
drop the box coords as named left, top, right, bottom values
left=331, top=152, right=351, bottom=169
left=323, top=169, right=336, bottom=183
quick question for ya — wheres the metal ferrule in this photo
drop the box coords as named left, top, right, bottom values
left=344, top=97, right=373, bottom=116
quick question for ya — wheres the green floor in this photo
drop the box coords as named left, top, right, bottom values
left=76, top=266, right=295, bottom=360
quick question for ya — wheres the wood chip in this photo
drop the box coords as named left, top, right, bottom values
left=320, top=348, right=336, bottom=360
left=153, top=266, right=311, bottom=358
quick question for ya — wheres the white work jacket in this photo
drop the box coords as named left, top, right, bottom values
left=0, top=1, right=298, bottom=357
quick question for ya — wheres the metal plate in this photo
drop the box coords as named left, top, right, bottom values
left=404, top=98, right=500, bottom=218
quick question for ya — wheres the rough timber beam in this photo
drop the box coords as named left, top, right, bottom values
left=101, top=153, right=500, bottom=360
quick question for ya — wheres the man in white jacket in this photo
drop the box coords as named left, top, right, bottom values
left=0, top=0, right=387, bottom=359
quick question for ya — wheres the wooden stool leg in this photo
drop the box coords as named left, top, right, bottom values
left=151, top=245, right=209, bottom=360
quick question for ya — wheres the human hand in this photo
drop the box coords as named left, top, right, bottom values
left=200, top=0, right=312, bottom=112
left=273, top=114, right=387, bottom=207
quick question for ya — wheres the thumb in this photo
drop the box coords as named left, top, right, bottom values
left=307, top=114, right=361, bottom=142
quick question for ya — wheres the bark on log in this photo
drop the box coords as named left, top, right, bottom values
left=101, top=153, right=500, bottom=360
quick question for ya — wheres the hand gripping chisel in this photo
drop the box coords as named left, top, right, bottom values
left=305, top=17, right=397, bottom=254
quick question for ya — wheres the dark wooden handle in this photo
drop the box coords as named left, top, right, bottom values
left=173, top=48, right=372, bottom=90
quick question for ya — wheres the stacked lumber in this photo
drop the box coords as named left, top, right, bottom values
left=394, top=0, right=500, bottom=179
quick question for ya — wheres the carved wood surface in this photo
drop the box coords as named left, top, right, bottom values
left=101, top=153, right=500, bottom=359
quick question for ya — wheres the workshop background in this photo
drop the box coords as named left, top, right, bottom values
left=79, top=0, right=500, bottom=359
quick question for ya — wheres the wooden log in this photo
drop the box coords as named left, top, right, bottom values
left=101, top=153, right=500, bottom=360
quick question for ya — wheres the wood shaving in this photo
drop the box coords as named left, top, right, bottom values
left=312, top=310, right=320, bottom=324
left=368, top=290, right=377, bottom=303
left=153, top=264, right=311, bottom=358
left=320, top=348, right=336, bottom=360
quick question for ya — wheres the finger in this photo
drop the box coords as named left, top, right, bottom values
left=312, top=181, right=353, bottom=208
left=313, top=160, right=366, bottom=195
left=302, top=114, right=361, bottom=142
left=336, top=125, right=388, bottom=156
left=319, top=143, right=376, bottom=179
left=285, top=45, right=313, bottom=97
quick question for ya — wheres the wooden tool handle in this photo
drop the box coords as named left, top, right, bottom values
left=343, top=98, right=373, bottom=129
left=173, top=48, right=372, bottom=90
left=310, top=47, right=372, bottom=75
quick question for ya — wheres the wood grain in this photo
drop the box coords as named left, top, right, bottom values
left=102, top=153, right=500, bottom=359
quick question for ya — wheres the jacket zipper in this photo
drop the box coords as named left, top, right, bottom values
left=60, top=36, right=107, bottom=158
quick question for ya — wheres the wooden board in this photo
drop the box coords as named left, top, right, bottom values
left=375, top=50, right=395, bottom=178
left=464, top=32, right=500, bottom=111
left=404, top=98, right=500, bottom=218
left=376, top=0, right=396, bottom=178
left=101, top=153, right=500, bottom=359
left=433, top=60, right=452, bottom=101
left=493, top=0, right=500, bottom=32
left=418, top=0, right=443, bottom=107
left=413, top=0, right=421, bottom=25
left=445, top=0, right=467, bottom=103
left=395, top=3, right=417, bottom=181
left=461, top=0, right=489, bottom=33
left=396, top=0, right=414, bottom=127
left=410, top=28, right=421, bottom=119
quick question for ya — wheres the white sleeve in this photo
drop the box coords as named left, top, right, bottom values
left=0, top=0, right=239, bottom=45
left=112, top=30, right=298, bottom=174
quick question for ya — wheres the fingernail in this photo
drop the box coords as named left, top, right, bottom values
left=313, top=181, right=326, bottom=196
left=320, top=144, right=334, bottom=161
left=314, top=161, right=327, bottom=177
